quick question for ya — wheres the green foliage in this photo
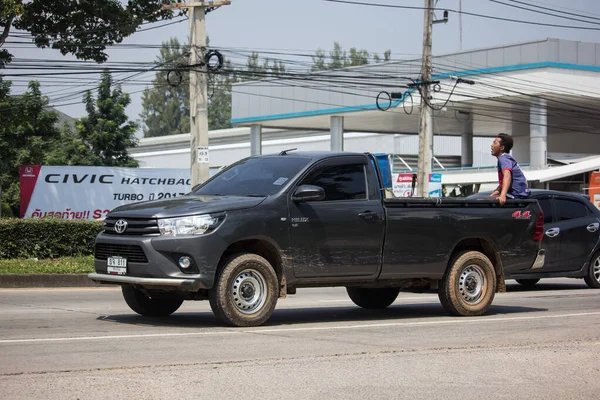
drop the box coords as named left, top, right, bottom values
left=1, top=1, right=172, bottom=67
left=0, top=255, right=94, bottom=274
left=208, top=59, right=239, bottom=131
left=140, top=40, right=390, bottom=137
left=48, top=70, right=140, bottom=167
left=312, top=42, right=392, bottom=71
left=0, top=218, right=102, bottom=259
left=140, top=37, right=191, bottom=137
left=245, top=52, right=286, bottom=80
left=0, top=76, right=61, bottom=216
left=1, top=202, right=12, bottom=218
left=140, top=37, right=240, bottom=136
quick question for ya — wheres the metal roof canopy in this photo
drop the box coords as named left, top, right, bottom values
left=440, top=156, right=600, bottom=185
left=231, top=38, right=600, bottom=136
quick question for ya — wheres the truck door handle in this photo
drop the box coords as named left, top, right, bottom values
left=545, top=228, right=560, bottom=238
left=588, top=223, right=599, bottom=233
left=358, top=211, right=379, bottom=221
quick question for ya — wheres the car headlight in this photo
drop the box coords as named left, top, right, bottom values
left=157, top=214, right=224, bottom=236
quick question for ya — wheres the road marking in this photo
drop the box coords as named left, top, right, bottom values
left=1, top=311, right=599, bottom=344
left=0, top=287, right=118, bottom=293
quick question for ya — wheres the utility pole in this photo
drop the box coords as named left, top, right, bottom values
left=416, top=0, right=434, bottom=197
left=416, top=0, right=447, bottom=197
left=189, top=2, right=209, bottom=187
left=161, top=1, right=230, bottom=187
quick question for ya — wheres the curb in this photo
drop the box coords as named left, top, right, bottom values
left=0, top=274, right=102, bottom=288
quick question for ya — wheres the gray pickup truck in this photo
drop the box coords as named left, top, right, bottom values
left=89, top=151, right=545, bottom=327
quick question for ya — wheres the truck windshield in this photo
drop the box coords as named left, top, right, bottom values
left=193, top=157, right=311, bottom=196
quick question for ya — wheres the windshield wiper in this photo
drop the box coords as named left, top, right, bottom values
left=244, top=194, right=267, bottom=197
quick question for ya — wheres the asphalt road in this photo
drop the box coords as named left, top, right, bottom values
left=1, top=278, right=599, bottom=399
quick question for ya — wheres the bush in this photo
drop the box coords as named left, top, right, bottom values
left=1, top=203, right=12, bottom=218
left=0, top=218, right=103, bottom=259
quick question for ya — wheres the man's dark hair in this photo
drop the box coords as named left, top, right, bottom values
left=497, top=133, right=513, bottom=153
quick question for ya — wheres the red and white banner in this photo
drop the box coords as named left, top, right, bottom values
left=20, top=166, right=191, bottom=220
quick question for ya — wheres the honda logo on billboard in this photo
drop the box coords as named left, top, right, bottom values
left=22, top=167, right=36, bottom=177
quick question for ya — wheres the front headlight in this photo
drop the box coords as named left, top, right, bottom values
left=158, top=214, right=224, bottom=236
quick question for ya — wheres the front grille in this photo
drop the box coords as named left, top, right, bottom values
left=103, top=217, right=159, bottom=235
left=95, top=243, right=148, bottom=263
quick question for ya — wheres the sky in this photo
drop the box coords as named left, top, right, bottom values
left=4, top=0, right=600, bottom=138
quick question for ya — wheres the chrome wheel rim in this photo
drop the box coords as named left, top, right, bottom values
left=458, top=264, right=486, bottom=305
left=231, top=269, right=267, bottom=314
left=594, top=257, right=600, bottom=283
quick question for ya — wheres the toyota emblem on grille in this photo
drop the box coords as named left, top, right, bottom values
left=114, top=219, right=128, bottom=234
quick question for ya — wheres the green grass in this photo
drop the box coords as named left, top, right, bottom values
left=0, top=255, right=94, bottom=274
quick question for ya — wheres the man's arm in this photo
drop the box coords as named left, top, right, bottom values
left=490, top=185, right=501, bottom=197
left=498, top=170, right=512, bottom=205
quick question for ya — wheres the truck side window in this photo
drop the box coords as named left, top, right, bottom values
left=302, top=164, right=367, bottom=201
left=555, top=198, right=589, bottom=221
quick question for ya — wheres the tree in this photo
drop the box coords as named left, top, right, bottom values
left=47, top=71, right=139, bottom=167
left=0, top=1, right=173, bottom=67
left=207, top=60, right=238, bottom=131
left=311, top=42, right=392, bottom=71
left=140, top=37, right=190, bottom=137
left=71, top=71, right=140, bottom=167
left=0, top=76, right=61, bottom=215
left=140, top=37, right=240, bottom=136
left=244, top=52, right=286, bottom=81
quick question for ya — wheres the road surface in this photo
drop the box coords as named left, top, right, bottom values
left=1, top=278, right=599, bottom=399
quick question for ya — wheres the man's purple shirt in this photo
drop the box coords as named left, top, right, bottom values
left=497, top=153, right=529, bottom=198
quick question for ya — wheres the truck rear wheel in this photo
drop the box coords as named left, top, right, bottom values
left=122, top=285, right=184, bottom=317
left=209, top=253, right=278, bottom=327
left=438, top=251, right=496, bottom=316
left=346, top=287, right=400, bottom=309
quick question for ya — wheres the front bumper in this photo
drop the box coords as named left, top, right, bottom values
left=88, top=273, right=204, bottom=290
left=91, top=231, right=228, bottom=291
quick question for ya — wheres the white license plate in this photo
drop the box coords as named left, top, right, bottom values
left=107, top=256, right=127, bottom=275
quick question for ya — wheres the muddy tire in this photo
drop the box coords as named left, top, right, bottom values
left=346, top=287, right=400, bottom=309
left=584, top=252, right=600, bottom=289
left=515, top=278, right=540, bottom=288
left=209, top=253, right=278, bottom=327
left=438, top=251, right=496, bottom=316
left=122, top=285, right=183, bottom=317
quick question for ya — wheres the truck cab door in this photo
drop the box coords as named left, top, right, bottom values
left=289, top=157, right=384, bottom=278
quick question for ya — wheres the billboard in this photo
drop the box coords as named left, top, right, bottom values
left=20, top=166, right=191, bottom=220
left=391, top=173, right=442, bottom=198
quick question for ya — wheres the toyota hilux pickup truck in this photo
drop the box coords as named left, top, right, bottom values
left=89, top=151, right=545, bottom=327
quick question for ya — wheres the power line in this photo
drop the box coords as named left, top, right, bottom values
left=323, top=0, right=600, bottom=31
left=504, top=0, right=600, bottom=22
left=488, top=0, right=600, bottom=26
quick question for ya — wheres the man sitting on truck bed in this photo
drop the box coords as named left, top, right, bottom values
left=490, top=133, right=530, bottom=205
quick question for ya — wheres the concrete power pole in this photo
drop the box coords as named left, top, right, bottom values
left=189, top=3, right=209, bottom=187
left=416, top=0, right=434, bottom=197
left=161, top=1, right=230, bottom=187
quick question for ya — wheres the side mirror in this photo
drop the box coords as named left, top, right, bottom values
left=292, top=185, right=326, bottom=202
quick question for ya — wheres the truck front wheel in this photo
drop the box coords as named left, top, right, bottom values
left=438, top=251, right=496, bottom=316
left=209, top=253, right=279, bottom=327
left=122, top=285, right=184, bottom=317
left=346, top=287, right=400, bottom=309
